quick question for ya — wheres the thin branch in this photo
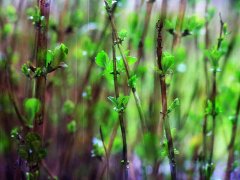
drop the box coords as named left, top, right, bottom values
left=172, top=0, right=187, bottom=50
left=137, top=0, right=155, bottom=62
left=225, top=95, right=240, bottom=180
left=41, top=160, right=56, bottom=180
left=112, top=31, right=128, bottom=180
left=208, top=13, right=225, bottom=167
left=156, top=0, right=177, bottom=178
left=105, top=1, right=147, bottom=132
left=34, top=0, right=51, bottom=135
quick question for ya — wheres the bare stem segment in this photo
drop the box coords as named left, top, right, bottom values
left=225, top=96, right=240, bottom=180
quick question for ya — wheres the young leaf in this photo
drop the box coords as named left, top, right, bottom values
left=205, top=100, right=212, bottom=115
left=162, top=52, right=175, bottom=73
left=108, top=96, right=129, bottom=112
left=63, top=100, right=75, bottom=115
left=54, top=43, right=69, bottom=61
left=24, top=98, right=41, bottom=126
left=205, top=47, right=222, bottom=70
left=127, top=56, right=137, bottom=65
left=107, top=96, right=118, bottom=107
left=185, top=15, right=205, bottom=32
left=167, top=98, right=180, bottom=114
left=128, top=74, right=137, bottom=89
left=119, top=29, right=128, bottom=41
left=34, top=67, right=42, bottom=77
left=165, top=19, right=175, bottom=30
left=206, top=7, right=216, bottom=22
left=67, top=120, right=77, bottom=133
left=46, top=50, right=54, bottom=67
left=91, top=137, right=104, bottom=158
left=95, top=50, right=109, bottom=68
left=21, top=63, right=30, bottom=77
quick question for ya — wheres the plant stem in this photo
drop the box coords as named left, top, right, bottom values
left=219, top=14, right=239, bottom=80
left=137, top=0, right=155, bottom=62
left=112, top=32, right=128, bottom=180
left=99, top=126, right=109, bottom=180
left=41, top=160, right=56, bottom=179
left=156, top=2, right=177, bottom=178
left=4, top=0, right=26, bottom=128
left=172, top=0, right=187, bottom=50
left=201, top=1, right=211, bottom=177
left=105, top=2, right=147, bottom=132
left=225, top=95, right=240, bottom=180
left=34, top=0, right=50, bottom=136
left=208, top=14, right=224, bottom=167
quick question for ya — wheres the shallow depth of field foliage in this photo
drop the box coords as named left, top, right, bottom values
left=0, top=0, right=240, bottom=179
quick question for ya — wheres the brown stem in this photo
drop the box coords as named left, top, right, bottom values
left=112, top=32, right=128, bottom=180
left=41, top=160, right=56, bottom=179
left=219, top=14, right=239, bottom=80
left=225, top=95, right=240, bottom=180
left=4, top=0, right=27, bottom=128
left=34, top=0, right=50, bottom=136
left=137, top=0, right=155, bottom=62
left=99, top=126, right=109, bottom=179
left=105, top=2, right=147, bottom=132
left=208, top=13, right=224, bottom=167
left=172, top=0, right=187, bottom=50
left=156, top=1, right=177, bottom=178
left=201, top=1, right=211, bottom=177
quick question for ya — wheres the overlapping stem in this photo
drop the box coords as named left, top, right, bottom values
left=225, top=95, right=240, bottom=180
left=105, top=1, right=147, bottom=132
left=112, top=32, right=128, bottom=180
left=34, top=0, right=50, bottom=136
left=156, top=1, right=177, bottom=178
left=137, top=0, right=155, bottom=62
left=172, top=0, right=187, bottom=50
left=202, top=1, right=211, bottom=178
left=208, top=15, right=224, bottom=165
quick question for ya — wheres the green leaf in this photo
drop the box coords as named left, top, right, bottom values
left=67, top=120, right=77, bottom=133
left=11, top=127, right=20, bottom=138
left=63, top=100, right=75, bottom=115
left=3, top=23, right=13, bottom=37
left=70, top=10, right=83, bottom=27
left=91, top=137, right=104, bottom=157
left=205, top=100, right=212, bottom=115
left=54, top=43, right=69, bottom=61
left=128, top=74, right=137, bottom=88
left=95, top=50, right=109, bottom=68
left=167, top=98, right=180, bottom=114
left=127, top=56, right=137, bottom=65
left=162, top=52, right=175, bottom=73
left=205, top=47, right=223, bottom=70
left=25, top=132, right=41, bottom=144
left=108, top=96, right=129, bottom=112
left=6, top=5, right=17, bottom=22
left=21, top=63, right=30, bottom=77
left=185, top=15, right=205, bottom=32
left=34, top=67, right=42, bottom=77
left=24, top=98, right=41, bottom=126
left=107, top=96, right=118, bottom=107
left=119, top=29, right=128, bottom=41
left=165, top=19, right=175, bottom=30
left=26, top=6, right=41, bottom=25
left=38, top=148, right=47, bottom=159
left=46, top=50, right=54, bottom=67
left=206, top=7, right=216, bottom=22
left=223, top=23, right=229, bottom=36
left=18, top=145, right=28, bottom=159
